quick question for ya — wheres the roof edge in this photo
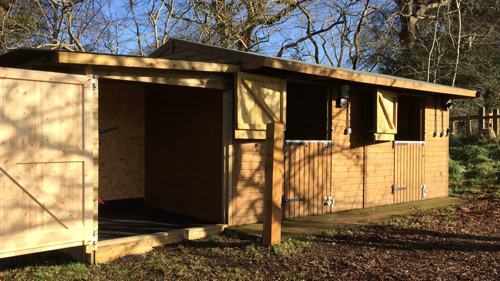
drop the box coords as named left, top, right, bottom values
left=155, top=38, right=477, bottom=98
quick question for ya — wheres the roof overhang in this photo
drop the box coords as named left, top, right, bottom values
left=242, top=59, right=478, bottom=98
left=0, top=44, right=479, bottom=98
left=152, top=38, right=478, bottom=98
left=0, top=49, right=240, bottom=73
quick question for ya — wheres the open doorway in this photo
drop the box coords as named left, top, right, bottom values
left=97, top=79, right=223, bottom=241
left=285, top=82, right=331, bottom=140
left=396, top=95, right=424, bottom=141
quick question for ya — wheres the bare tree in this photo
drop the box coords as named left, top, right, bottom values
left=451, top=0, right=461, bottom=86
left=276, top=3, right=344, bottom=62
left=170, top=0, right=310, bottom=51
left=0, top=0, right=115, bottom=52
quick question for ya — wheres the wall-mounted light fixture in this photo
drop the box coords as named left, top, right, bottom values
left=336, top=85, right=350, bottom=108
left=443, top=100, right=454, bottom=111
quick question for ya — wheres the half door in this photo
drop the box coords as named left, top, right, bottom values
left=393, top=141, right=426, bottom=203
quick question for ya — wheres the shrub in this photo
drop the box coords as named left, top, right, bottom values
left=449, top=137, right=500, bottom=196
left=449, top=159, right=465, bottom=183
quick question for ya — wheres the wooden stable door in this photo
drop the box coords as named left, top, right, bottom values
left=283, top=141, right=333, bottom=218
left=0, top=68, right=94, bottom=259
left=393, top=141, right=426, bottom=204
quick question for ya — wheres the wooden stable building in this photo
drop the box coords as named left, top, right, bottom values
left=0, top=39, right=477, bottom=263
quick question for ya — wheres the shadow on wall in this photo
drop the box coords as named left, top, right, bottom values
left=231, top=84, right=377, bottom=224
left=0, top=77, right=92, bottom=252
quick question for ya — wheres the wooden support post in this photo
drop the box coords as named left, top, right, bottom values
left=222, top=89, right=234, bottom=225
left=493, top=109, right=499, bottom=136
left=263, top=122, right=284, bottom=246
left=479, top=107, right=486, bottom=130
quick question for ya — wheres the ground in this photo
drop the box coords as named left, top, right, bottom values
left=0, top=194, right=498, bottom=281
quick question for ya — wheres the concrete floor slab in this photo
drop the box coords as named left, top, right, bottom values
left=230, top=197, right=464, bottom=237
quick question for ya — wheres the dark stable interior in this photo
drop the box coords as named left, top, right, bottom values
left=396, top=95, right=424, bottom=141
left=286, top=82, right=329, bottom=140
left=98, top=81, right=223, bottom=241
left=98, top=199, right=211, bottom=240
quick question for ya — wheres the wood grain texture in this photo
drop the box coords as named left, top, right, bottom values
left=98, top=79, right=145, bottom=200
left=283, top=142, right=333, bottom=218
left=230, top=84, right=451, bottom=225
left=263, top=123, right=284, bottom=246
left=423, top=96, right=449, bottom=199
left=232, top=140, right=266, bottom=225
left=152, top=39, right=477, bottom=97
left=95, top=224, right=226, bottom=264
left=0, top=68, right=93, bottom=258
left=235, top=72, right=286, bottom=139
left=330, top=86, right=365, bottom=211
left=56, top=52, right=239, bottom=73
left=394, top=142, right=425, bottom=204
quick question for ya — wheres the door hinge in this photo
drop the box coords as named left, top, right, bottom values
left=92, top=76, right=98, bottom=90
left=284, top=197, right=305, bottom=203
left=392, top=185, right=407, bottom=193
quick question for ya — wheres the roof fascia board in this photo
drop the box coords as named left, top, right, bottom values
left=56, top=52, right=240, bottom=73
left=157, top=39, right=476, bottom=98
left=243, top=59, right=477, bottom=98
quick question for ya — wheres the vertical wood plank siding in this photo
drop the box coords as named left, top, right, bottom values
left=394, top=142, right=425, bottom=203
left=230, top=88, right=451, bottom=225
left=283, top=143, right=333, bottom=218
left=364, top=142, right=395, bottom=207
left=0, top=69, right=93, bottom=258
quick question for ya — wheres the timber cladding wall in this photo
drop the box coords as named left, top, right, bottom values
left=230, top=84, right=451, bottom=225
left=330, top=86, right=366, bottom=211
left=424, top=96, right=449, bottom=199
left=283, top=143, right=333, bottom=218
left=144, top=84, right=223, bottom=223
left=232, top=140, right=266, bottom=225
left=364, top=142, right=396, bottom=207
left=98, top=80, right=145, bottom=201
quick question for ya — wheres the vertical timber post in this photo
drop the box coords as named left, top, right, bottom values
left=479, top=107, right=485, bottom=131
left=493, top=109, right=499, bottom=137
left=222, top=89, right=234, bottom=225
left=263, top=122, right=284, bottom=246
left=89, top=68, right=98, bottom=264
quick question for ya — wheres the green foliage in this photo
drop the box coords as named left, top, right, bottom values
left=380, top=0, right=499, bottom=112
left=270, top=237, right=312, bottom=258
left=387, top=206, right=457, bottom=229
left=449, top=159, right=465, bottom=184
left=449, top=137, right=500, bottom=195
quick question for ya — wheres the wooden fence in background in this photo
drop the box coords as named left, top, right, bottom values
left=451, top=107, right=499, bottom=137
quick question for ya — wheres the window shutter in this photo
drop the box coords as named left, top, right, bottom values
left=374, top=89, right=398, bottom=141
left=235, top=72, right=286, bottom=139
